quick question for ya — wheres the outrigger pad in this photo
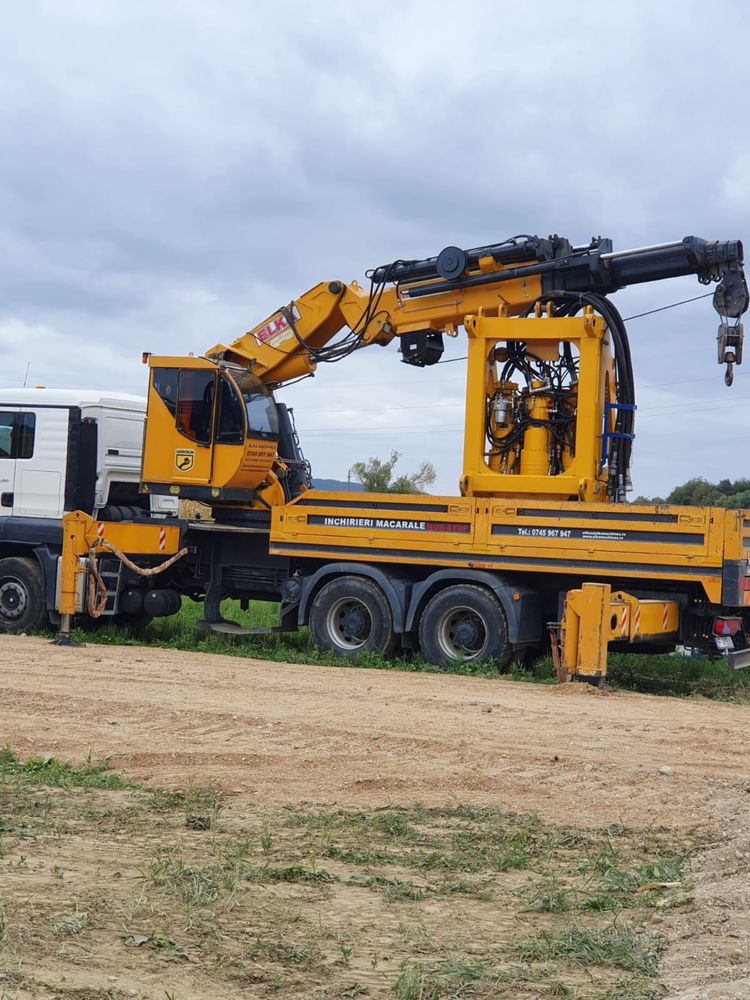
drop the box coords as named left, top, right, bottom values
left=728, top=647, right=750, bottom=671
left=575, top=674, right=608, bottom=691
left=196, top=618, right=253, bottom=636
left=51, top=633, right=81, bottom=647
left=196, top=619, right=295, bottom=637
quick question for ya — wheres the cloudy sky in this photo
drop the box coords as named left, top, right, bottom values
left=1, top=0, right=749, bottom=496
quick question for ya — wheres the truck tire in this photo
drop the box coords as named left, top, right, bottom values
left=309, top=576, right=397, bottom=660
left=418, top=584, right=511, bottom=670
left=0, top=557, right=49, bottom=634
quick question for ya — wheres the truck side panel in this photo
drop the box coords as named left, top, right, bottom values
left=270, top=492, right=733, bottom=605
left=718, top=509, right=750, bottom=607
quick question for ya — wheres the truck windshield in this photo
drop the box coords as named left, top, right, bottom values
left=231, top=371, right=279, bottom=440
left=245, top=392, right=279, bottom=438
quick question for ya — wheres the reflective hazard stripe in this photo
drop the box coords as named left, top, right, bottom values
left=620, top=607, right=627, bottom=636
left=159, top=527, right=167, bottom=551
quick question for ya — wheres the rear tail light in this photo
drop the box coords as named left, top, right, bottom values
left=714, top=617, right=742, bottom=636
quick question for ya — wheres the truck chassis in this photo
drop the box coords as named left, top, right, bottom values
left=51, top=489, right=750, bottom=680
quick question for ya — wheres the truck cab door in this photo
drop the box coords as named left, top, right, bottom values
left=142, top=365, right=217, bottom=494
left=14, top=408, right=64, bottom=517
left=0, top=408, right=61, bottom=518
left=0, top=410, right=17, bottom=517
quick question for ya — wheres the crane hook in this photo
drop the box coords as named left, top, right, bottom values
left=717, top=321, right=743, bottom=388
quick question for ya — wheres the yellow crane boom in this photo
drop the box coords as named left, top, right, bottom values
left=139, top=233, right=746, bottom=510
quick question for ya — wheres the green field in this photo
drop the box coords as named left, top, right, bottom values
left=74, top=599, right=750, bottom=703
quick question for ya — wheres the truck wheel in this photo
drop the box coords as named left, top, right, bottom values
left=309, top=576, right=397, bottom=660
left=419, top=584, right=511, bottom=670
left=0, top=557, right=49, bottom=634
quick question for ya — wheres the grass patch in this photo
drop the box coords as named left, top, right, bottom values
left=346, top=874, right=424, bottom=901
left=393, top=953, right=663, bottom=999
left=0, top=746, right=130, bottom=790
left=512, top=650, right=750, bottom=701
left=393, top=956, right=509, bottom=999
left=72, top=598, right=505, bottom=679
left=510, top=923, right=663, bottom=977
left=249, top=933, right=322, bottom=968
left=523, top=838, right=689, bottom=916
left=523, top=873, right=576, bottom=913
left=142, top=847, right=225, bottom=910
left=0, top=752, right=696, bottom=998
left=285, top=803, right=550, bottom=877
left=149, top=780, right=224, bottom=828
left=51, top=908, right=90, bottom=936
left=69, top=596, right=750, bottom=702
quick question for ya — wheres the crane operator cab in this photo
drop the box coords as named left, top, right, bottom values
left=139, top=355, right=310, bottom=513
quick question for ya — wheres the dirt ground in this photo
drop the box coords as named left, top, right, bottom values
left=2, top=634, right=750, bottom=998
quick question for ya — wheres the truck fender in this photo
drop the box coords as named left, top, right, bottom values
left=34, top=545, right=62, bottom=611
left=297, top=563, right=411, bottom=633
left=405, top=569, right=541, bottom=646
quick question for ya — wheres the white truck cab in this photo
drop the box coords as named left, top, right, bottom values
left=0, top=389, right=177, bottom=633
left=0, top=388, right=176, bottom=519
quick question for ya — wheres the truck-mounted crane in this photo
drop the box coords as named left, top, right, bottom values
left=45, top=232, right=750, bottom=680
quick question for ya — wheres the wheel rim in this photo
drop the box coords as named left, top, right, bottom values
left=325, top=596, right=373, bottom=651
left=0, top=576, right=29, bottom=623
left=436, top=605, right=487, bottom=661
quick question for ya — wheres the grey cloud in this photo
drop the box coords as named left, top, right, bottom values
left=0, top=0, right=748, bottom=493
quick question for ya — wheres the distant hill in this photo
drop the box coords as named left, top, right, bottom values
left=313, top=478, right=364, bottom=492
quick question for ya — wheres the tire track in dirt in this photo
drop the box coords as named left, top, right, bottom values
left=2, top=634, right=750, bottom=995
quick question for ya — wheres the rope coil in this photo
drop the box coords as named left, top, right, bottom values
left=86, top=540, right=189, bottom=619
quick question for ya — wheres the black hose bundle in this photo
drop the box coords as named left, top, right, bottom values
left=491, top=340, right=578, bottom=476
left=284, top=260, right=410, bottom=367
left=524, top=293, right=635, bottom=501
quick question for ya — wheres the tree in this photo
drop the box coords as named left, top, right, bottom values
left=635, top=476, right=750, bottom=509
left=349, top=450, right=437, bottom=494
left=667, top=477, right=719, bottom=507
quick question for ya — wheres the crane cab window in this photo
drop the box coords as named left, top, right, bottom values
left=152, top=369, right=178, bottom=417
left=176, top=370, right=215, bottom=446
left=0, top=412, right=35, bottom=459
